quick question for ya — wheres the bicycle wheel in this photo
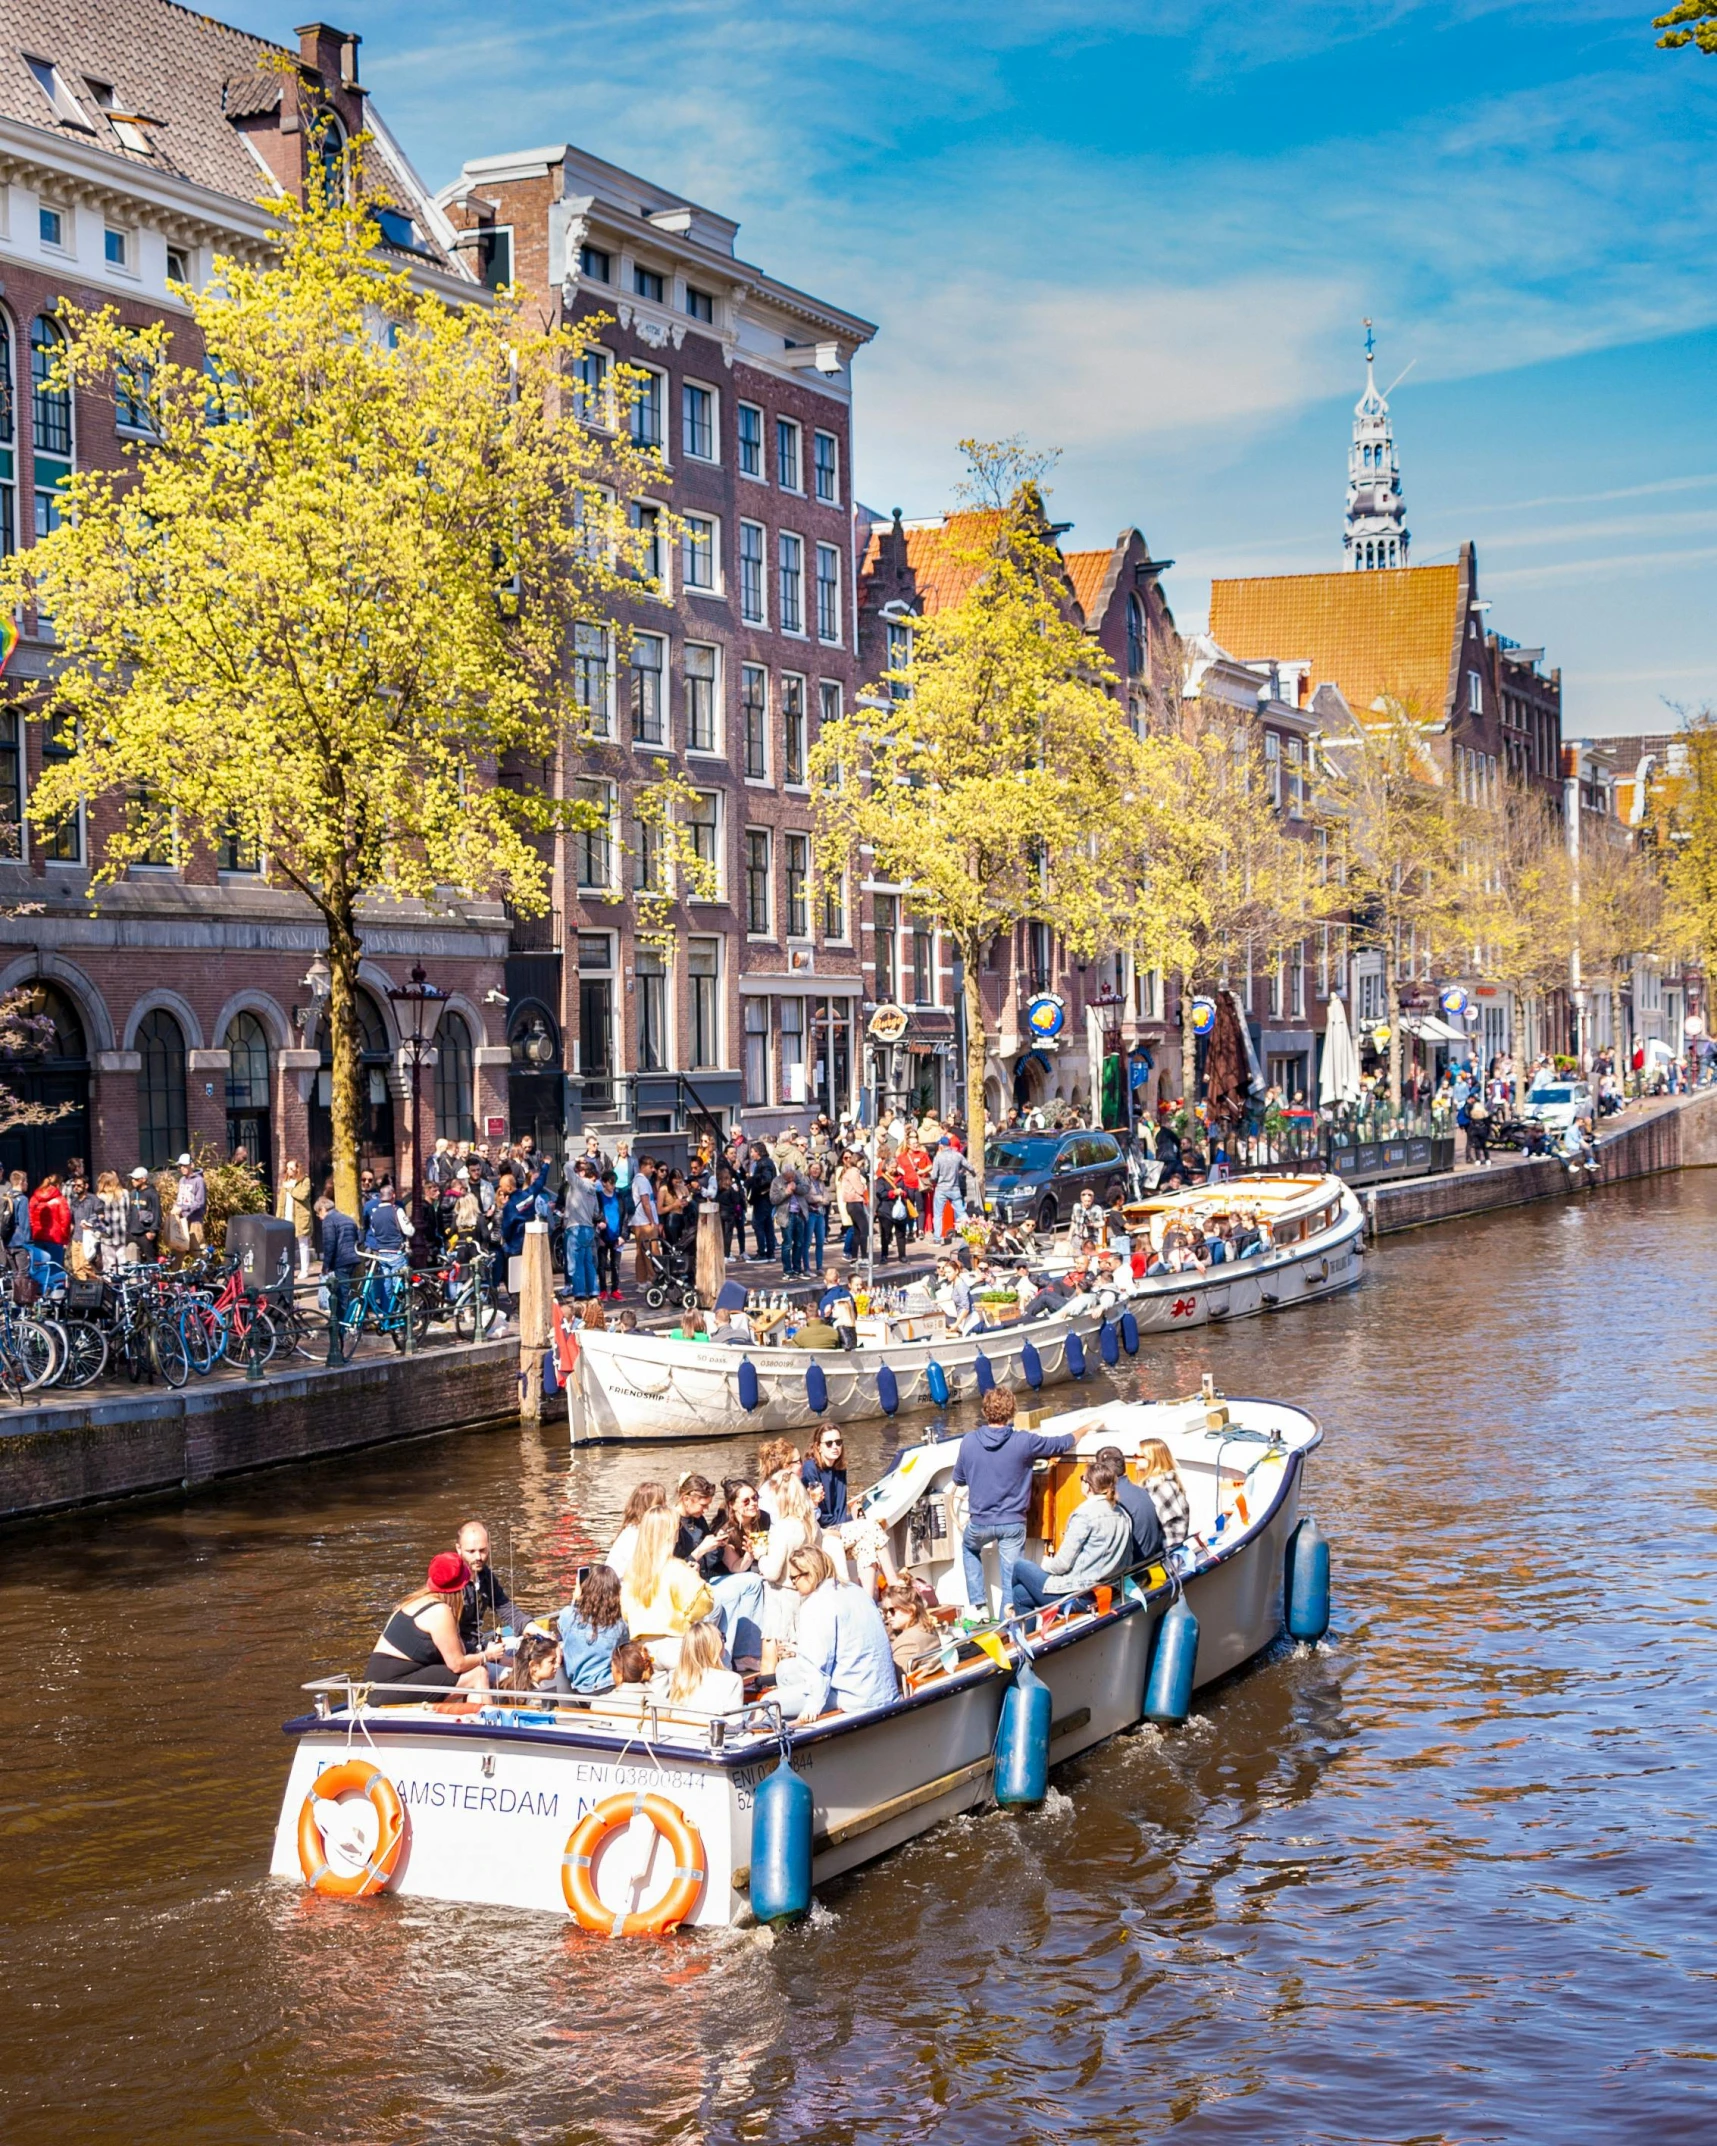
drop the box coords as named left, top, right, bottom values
left=62, top=1320, right=110, bottom=1389
left=240, top=1309, right=279, bottom=1367
left=15, top=1318, right=61, bottom=1391
left=180, top=1310, right=215, bottom=1376
left=152, top=1320, right=189, bottom=1389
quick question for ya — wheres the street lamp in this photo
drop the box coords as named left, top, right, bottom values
left=387, top=963, right=447, bottom=1259
left=1094, top=981, right=1128, bottom=1138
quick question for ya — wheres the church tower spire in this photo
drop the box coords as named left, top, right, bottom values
left=1343, top=320, right=1410, bottom=571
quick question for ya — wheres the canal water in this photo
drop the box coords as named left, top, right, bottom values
left=2, top=1174, right=1714, bottom=2144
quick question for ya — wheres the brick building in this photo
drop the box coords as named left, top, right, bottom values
left=439, top=143, right=878, bottom=1146
left=855, top=508, right=1179, bottom=1123
left=0, top=7, right=507, bottom=1196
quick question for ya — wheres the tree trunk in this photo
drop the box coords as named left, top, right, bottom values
left=963, top=937, right=989, bottom=1195
left=1179, top=968, right=1197, bottom=1117
left=325, top=909, right=365, bottom=1221
left=1387, top=970, right=1403, bottom=1113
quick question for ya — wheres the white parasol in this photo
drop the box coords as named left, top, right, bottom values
left=1319, top=994, right=1362, bottom=1107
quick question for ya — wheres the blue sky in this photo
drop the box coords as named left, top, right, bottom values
left=233, top=2, right=1715, bottom=732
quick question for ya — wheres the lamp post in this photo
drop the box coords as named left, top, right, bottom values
left=387, top=964, right=447, bottom=1264
left=1094, top=981, right=1127, bottom=1140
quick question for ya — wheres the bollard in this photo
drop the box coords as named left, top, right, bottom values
left=323, top=1275, right=345, bottom=1369
left=518, top=1219, right=552, bottom=1424
left=245, top=1290, right=266, bottom=1382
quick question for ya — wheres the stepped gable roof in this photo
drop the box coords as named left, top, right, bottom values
left=1208, top=562, right=1464, bottom=727
left=0, top=0, right=292, bottom=196
left=859, top=510, right=1006, bottom=615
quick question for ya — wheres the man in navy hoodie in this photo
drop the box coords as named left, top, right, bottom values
left=952, top=1386, right=1076, bottom=1617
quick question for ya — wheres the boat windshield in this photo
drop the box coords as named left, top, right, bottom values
left=986, top=1137, right=1059, bottom=1172
left=1532, top=1086, right=1575, bottom=1104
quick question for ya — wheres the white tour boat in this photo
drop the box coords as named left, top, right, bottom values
left=566, top=1172, right=1363, bottom=1442
left=270, top=1387, right=1328, bottom=1931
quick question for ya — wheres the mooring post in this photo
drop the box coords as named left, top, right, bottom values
left=519, top=1218, right=552, bottom=1423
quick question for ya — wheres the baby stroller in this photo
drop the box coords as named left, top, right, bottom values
left=638, top=1227, right=701, bottom=1313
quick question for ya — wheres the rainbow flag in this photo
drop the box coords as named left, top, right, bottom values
left=0, top=614, right=17, bottom=679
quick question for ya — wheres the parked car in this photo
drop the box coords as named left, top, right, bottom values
left=981, top=1129, right=1128, bottom=1236
left=1520, top=1080, right=1593, bottom=1132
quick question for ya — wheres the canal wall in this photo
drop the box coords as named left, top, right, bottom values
left=1369, top=1087, right=1716, bottom=1237
left=0, top=1339, right=519, bottom=1523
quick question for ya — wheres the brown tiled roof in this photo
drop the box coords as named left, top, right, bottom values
left=0, top=0, right=293, bottom=197
left=1063, top=547, right=1112, bottom=625
left=1208, top=564, right=1463, bottom=725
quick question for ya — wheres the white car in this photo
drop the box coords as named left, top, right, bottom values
left=1522, top=1080, right=1593, bottom=1132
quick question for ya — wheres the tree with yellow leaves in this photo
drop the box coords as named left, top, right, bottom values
left=2, top=159, right=668, bottom=1215
left=810, top=441, right=1154, bottom=1189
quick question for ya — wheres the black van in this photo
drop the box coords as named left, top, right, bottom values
left=981, top=1129, right=1128, bottom=1235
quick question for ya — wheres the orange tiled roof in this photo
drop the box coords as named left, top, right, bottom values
left=1063, top=548, right=1113, bottom=624
left=1209, top=565, right=1462, bottom=724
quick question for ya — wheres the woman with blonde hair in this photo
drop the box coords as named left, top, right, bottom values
left=1135, top=1438, right=1192, bottom=1550
left=605, top=1479, right=666, bottom=1583
left=667, top=1617, right=744, bottom=1715
left=359, top=1551, right=501, bottom=1697
left=93, top=1170, right=129, bottom=1272
left=277, top=1159, right=314, bottom=1276
left=620, top=1506, right=713, bottom=1670
left=756, top=1470, right=822, bottom=1667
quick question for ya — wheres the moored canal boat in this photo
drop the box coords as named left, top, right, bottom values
left=270, top=1388, right=1327, bottom=1930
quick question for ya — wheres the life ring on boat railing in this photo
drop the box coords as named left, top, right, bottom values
left=561, top=1791, right=707, bottom=1937
left=297, top=1760, right=406, bottom=1899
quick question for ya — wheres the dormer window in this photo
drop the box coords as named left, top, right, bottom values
left=685, top=285, right=713, bottom=323
left=24, top=56, right=92, bottom=130
left=316, top=115, right=348, bottom=205
left=634, top=266, right=664, bottom=302
left=375, top=205, right=417, bottom=250
left=580, top=244, right=610, bottom=282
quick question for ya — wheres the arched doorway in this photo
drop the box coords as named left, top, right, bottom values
left=1012, top=1049, right=1050, bottom=1112
left=136, top=1008, right=188, bottom=1169
left=507, top=999, right=563, bottom=1162
left=0, top=983, right=90, bottom=1184
left=224, top=1011, right=273, bottom=1188
left=308, top=989, right=397, bottom=1194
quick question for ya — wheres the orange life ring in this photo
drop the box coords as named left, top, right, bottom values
left=297, top=1760, right=407, bottom=1899
left=560, top=1790, right=706, bottom=1936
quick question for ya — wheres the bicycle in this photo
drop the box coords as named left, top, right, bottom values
left=328, top=1253, right=434, bottom=1361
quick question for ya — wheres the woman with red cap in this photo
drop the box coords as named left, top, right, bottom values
left=360, top=1552, right=503, bottom=1698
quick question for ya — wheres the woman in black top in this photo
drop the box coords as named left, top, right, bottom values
left=361, top=1553, right=501, bottom=1697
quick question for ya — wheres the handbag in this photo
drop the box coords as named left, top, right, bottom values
left=166, top=1209, right=191, bottom=1252
left=891, top=1197, right=908, bottom=1220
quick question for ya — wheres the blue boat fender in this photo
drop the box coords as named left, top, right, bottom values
left=994, top=1655, right=1053, bottom=1807
left=804, top=1360, right=828, bottom=1415
left=1143, top=1596, right=1199, bottom=1725
left=1020, top=1340, right=1043, bottom=1390
left=737, top=1358, right=761, bottom=1412
left=876, top=1362, right=900, bottom=1415
left=926, top=1359, right=950, bottom=1408
left=1064, top=1329, right=1086, bottom=1380
left=1120, top=1310, right=1139, bottom=1357
left=1099, top=1319, right=1120, bottom=1367
left=1286, top=1516, right=1331, bottom=1642
left=974, top=1350, right=996, bottom=1394
left=748, top=1752, right=814, bottom=1924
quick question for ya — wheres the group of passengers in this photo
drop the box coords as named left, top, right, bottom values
left=1145, top=1207, right=1272, bottom=1279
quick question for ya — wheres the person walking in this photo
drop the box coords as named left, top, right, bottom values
left=835, top=1150, right=870, bottom=1262
left=746, top=1142, right=778, bottom=1262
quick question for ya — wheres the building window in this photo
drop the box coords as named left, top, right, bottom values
left=631, top=500, right=662, bottom=587
left=630, top=366, right=663, bottom=450
left=779, top=996, right=806, bottom=1105
left=886, top=618, right=913, bottom=699
left=682, top=381, right=715, bottom=461
left=0, top=711, right=21, bottom=858
left=1290, top=942, right=1306, bottom=1019
left=573, top=347, right=611, bottom=426
left=688, top=790, right=720, bottom=890
left=874, top=894, right=899, bottom=1003
left=813, top=429, right=839, bottom=504
left=1468, top=670, right=1482, bottom=714
left=688, top=937, right=719, bottom=1067
left=786, top=832, right=810, bottom=937
left=822, top=865, right=846, bottom=942
left=1027, top=920, right=1052, bottom=993
left=738, top=520, right=766, bottom=623
left=475, top=228, right=512, bottom=291
left=135, top=1009, right=187, bottom=1169
left=1287, top=736, right=1305, bottom=817
left=574, top=623, right=610, bottom=737
left=1126, top=593, right=1146, bottom=678
left=224, top=1009, right=271, bottom=1124
left=0, top=312, right=15, bottom=560
left=1264, top=731, right=1282, bottom=808
left=580, top=244, right=610, bottom=282
left=745, top=829, right=772, bottom=936
left=575, top=781, right=613, bottom=889
left=433, top=1010, right=475, bottom=1143
left=39, top=204, right=66, bottom=251
left=127, top=781, right=175, bottom=867
left=685, top=285, right=714, bottom=324
left=743, top=997, right=769, bottom=1106
left=218, top=823, right=259, bottom=872
left=31, top=316, right=71, bottom=536
left=782, top=675, right=807, bottom=784
left=778, top=533, right=804, bottom=634
left=630, top=633, right=665, bottom=745
left=636, top=951, right=666, bottom=1072
left=634, top=266, right=664, bottom=302
left=685, top=643, right=719, bottom=753
left=1267, top=951, right=1283, bottom=1020
left=632, top=808, right=663, bottom=894
left=115, top=357, right=154, bottom=434
left=104, top=227, right=130, bottom=269
left=776, top=417, right=801, bottom=492
left=681, top=513, right=716, bottom=592
left=738, top=402, right=763, bottom=478
left=815, top=542, right=841, bottom=643
left=741, top=664, right=768, bottom=779
left=818, top=678, right=842, bottom=738
left=40, top=711, right=80, bottom=861
left=912, top=915, right=934, bottom=1006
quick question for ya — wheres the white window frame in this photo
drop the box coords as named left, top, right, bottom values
left=574, top=779, right=616, bottom=892
left=630, top=496, right=667, bottom=595
left=1467, top=670, right=1483, bottom=714
left=629, top=361, right=667, bottom=454
left=821, top=863, right=849, bottom=945
left=777, top=530, right=806, bottom=638
left=103, top=224, right=138, bottom=277
left=815, top=541, right=842, bottom=646
left=572, top=344, right=614, bottom=430
left=738, top=518, right=767, bottom=625
left=573, top=622, right=615, bottom=739
left=687, top=788, right=724, bottom=901
left=743, top=996, right=770, bottom=1107
left=687, top=935, right=721, bottom=1069
left=745, top=826, right=774, bottom=940
left=812, top=428, right=840, bottom=505
left=775, top=416, right=803, bottom=494
left=629, top=630, right=668, bottom=749
left=681, top=378, right=719, bottom=464
left=681, top=511, right=720, bottom=595
left=782, top=673, right=808, bottom=788
left=684, top=642, right=722, bottom=757
left=737, top=401, right=765, bottom=481
left=741, top=663, right=770, bottom=784
left=785, top=831, right=812, bottom=941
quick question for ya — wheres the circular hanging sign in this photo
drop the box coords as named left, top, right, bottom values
left=868, top=1002, right=909, bottom=1043
left=1189, top=997, right=1217, bottom=1037
left=1025, top=993, right=1067, bottom=1040
left=1440, top=986, right=1470, bottom=1017
left=1371, top=1024, right=1391, bottom=1050
left=1685, top=1013, right=1705, bottom=1039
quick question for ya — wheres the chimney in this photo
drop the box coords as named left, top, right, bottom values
left=295, top=23, right=361, bottom=89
